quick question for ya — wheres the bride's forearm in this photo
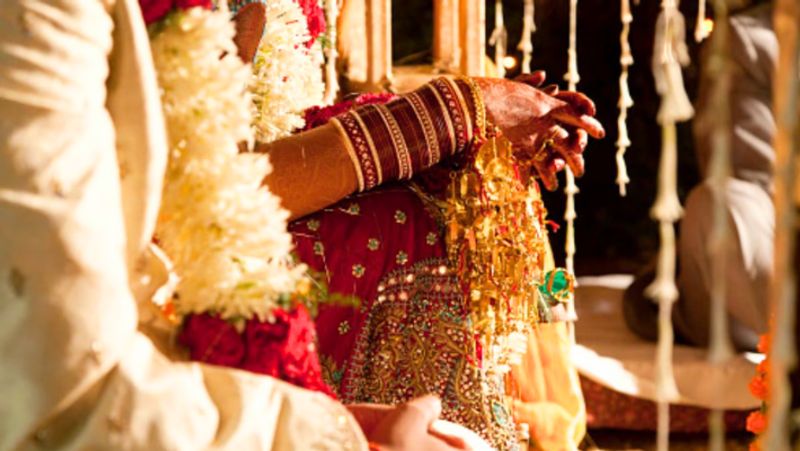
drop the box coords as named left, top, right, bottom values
left=257, top=122, right=358, bottom=221
left=258, top=78, right=478, bottom=220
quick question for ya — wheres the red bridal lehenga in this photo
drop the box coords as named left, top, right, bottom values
left=291, top=181, right=520, bottom=448
left=290, top=155, right=585, bottom=449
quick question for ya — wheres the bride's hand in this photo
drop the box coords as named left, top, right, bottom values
left=347, top=396, right=469, bottom=450
left=474, top=75, right=605, bottom=191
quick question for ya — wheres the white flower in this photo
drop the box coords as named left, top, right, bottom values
left=250, top=0, right=325, bottom=143
left=150, top=7, right=304, bottom=321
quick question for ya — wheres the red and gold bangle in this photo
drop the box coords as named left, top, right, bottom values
left=331, top=77, right=485, bottom=192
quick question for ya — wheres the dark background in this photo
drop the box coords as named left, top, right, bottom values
left=392, top=0, right=708, bottom=274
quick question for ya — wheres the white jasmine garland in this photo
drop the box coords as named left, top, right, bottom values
left=150, top=7, right=305, bottom=321
left=250, top=0, right=325, bottom=142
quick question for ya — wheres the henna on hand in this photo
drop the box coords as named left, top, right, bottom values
left=475, top=75, right=604, bottom=190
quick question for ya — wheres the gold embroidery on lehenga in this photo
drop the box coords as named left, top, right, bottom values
left=342, top=259, right=518, bottom=450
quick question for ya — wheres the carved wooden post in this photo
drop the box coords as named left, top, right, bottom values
left=338, top=0, right=367, bottom=87
left=765, top=0, right=800, bottom=449
left=459, top=0, right=485, bottom=76
left=433, top=0, right=460, bottom=73
left=365, top=0, right=392, bottom=89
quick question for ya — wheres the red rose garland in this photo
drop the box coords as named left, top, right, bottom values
left=179, top=305, right=336, bottom=398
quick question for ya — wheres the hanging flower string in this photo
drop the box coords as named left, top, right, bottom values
left=563, top=0, right=580, bottom=275
left=140, top=0, right=335, bottom=396
left=489, top=0, right=508, bottom=78
left=648, top=1, right=694, bottom=450
left=615, top=0, right=634, bottom=196
left=695, top=0, right=711, bottom=42
left=517, top=0, right=535, bottom=75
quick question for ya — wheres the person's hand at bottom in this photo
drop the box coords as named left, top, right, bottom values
left=347, top=395, right=470, bottom=450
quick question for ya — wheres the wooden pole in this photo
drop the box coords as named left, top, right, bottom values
left=365, top=0, right=392, bottom=89
left=433, top=0, right=460, bottom=72
left=704, top=1, right=735, bottom=450
left=459, top=0, right=485, bottom=76
left=765, top=0, right=800, bottom=449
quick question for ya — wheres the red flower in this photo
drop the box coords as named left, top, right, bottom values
left=749, top=375, right=769, bottom=401
left=179, top=313, right=246, bottom=367
left=746, top=411, right=767, bottom=435
left=294, top=0, right=326, bottom=46
left=179, top=305, right=335, bottom=398
left=139, top=0, right=211, bottom=26
left=241, top=309, right=291, bottom=377
left=243, top=305, right=336, bottom=398
left=175, top=0, right=213, bottom=10
left=139, top=0, right=174, bottom=25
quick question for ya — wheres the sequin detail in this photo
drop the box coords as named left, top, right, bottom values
left=396, top=251, right=409, bottom=265
left=426, top=232, right=438, bottom=245
left=367, top=238, right=380, bottom=251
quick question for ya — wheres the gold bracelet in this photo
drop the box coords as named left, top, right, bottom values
left=458, top=76, right=489, bottom=141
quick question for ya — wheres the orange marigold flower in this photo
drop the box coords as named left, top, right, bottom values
left=747, top=411, right=767, bottom=435
left=749, top=375, right=769, bottom=400
left=749, top=441, right=761, bottom=451
left=757, top=358, right=769, bottom=375
left=757, top=334, right=771, bottom=354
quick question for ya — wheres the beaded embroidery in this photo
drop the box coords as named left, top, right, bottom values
left=341, top=259, right=518, bottom=450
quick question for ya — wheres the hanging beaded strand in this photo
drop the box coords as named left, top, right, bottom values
left=518, top=0, right=535, bottom=74
left=648, top=1, right=694, bottom=450
left=616, top=0, right=634, bottom=196
left=489, top=0, right=508, bottom=78
left=695, top=0, right=710, bottom=42
left=563, top=0, right=580, bottom=275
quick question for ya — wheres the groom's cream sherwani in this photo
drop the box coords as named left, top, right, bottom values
left=0, top=0, right=366, bottom=449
